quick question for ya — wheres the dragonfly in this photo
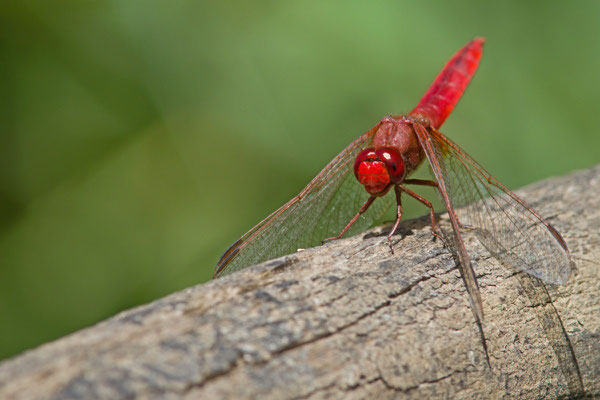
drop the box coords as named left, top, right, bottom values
left=214, top=38, right=572, bottom=321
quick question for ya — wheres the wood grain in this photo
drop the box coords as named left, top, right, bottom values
left=1, top=166, right=599, bottom=399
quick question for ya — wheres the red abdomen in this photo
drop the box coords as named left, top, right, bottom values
left=410, top=38, right=485, bottom=129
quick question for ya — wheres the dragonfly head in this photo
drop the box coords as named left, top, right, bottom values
left=354, top=147, right=406, bottom=196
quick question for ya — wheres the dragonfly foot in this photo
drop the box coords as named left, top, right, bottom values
left=432, top=231, right=443, bottom=242
left=387, top=236, right=395, bottom=254
left=321, top=236, right=339, bottom=245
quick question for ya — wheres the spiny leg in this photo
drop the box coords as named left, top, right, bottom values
left=404, top=178, right=469, bottom=231
left=323, top=195, right=376, bottom=243
left=404, top=178, right=438, bottom=188
left=386, top=185, right=404, bottom=253
left=400, top=182, right=443, bottom=241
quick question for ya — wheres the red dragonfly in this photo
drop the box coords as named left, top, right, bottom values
left=215, top=38, right=572, bottom=321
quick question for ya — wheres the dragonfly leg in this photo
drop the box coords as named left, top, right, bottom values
left=400, top=183, right=443, bottom=241
left=322, top=195, right=376, bottom=243
left=404, top=179, right=473, bottom=230
left=404, top=178, right=438, bottom=188
left=386, top=185, right=404, bottom=253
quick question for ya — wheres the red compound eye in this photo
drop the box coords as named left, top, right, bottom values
left=374, top=147, right=406, bottom=183
left=354, top=147, right=405, bottom=196
left=354, top=149, right=377, bottom=179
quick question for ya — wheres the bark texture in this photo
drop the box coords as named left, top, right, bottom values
left=1, top=166, right=599, bottom=400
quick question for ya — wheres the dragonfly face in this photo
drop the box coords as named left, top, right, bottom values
left=353, top=147, right=406, bottom=196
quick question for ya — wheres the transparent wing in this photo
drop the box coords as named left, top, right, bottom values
left=215, top=123, right=394, bottom=277
left=427, top=127, right=572, bottom=284
left=412, top=123, right=484, bottom=321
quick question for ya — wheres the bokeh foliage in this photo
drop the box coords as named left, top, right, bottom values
left=1, top=1, right=599, bottom=359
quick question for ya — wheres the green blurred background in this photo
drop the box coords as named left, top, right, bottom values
left=1, top=1, right=598, bottom=360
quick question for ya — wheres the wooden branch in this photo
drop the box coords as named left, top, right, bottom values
left=1, top=166, right=599, bottom=400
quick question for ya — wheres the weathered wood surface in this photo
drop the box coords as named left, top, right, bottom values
left=1, top=165, right=599, bottom=400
